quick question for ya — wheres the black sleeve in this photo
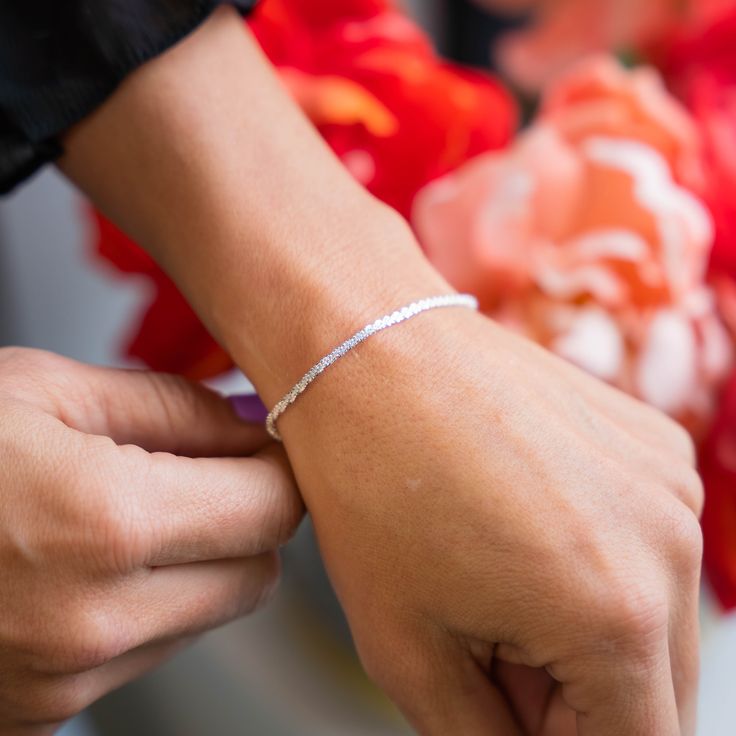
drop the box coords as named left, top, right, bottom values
left=0, top=0, right=256, bottom=194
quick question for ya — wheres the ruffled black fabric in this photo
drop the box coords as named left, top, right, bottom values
left=0, top=0, right=256, bottom=194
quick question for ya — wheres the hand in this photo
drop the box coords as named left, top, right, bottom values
left=0, top=348, right=303, bottom=734
left=281, top=310, right=703, bottom=736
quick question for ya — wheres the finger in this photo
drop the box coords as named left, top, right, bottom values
left=29, top=637, right=196, bottom=729
left=76, top=636, right=194, bottom=713
left=492, top=660, right=558, bottom=734
left=89, top=553, right=281, bottom=662
left=607, top=430, right=703, bottom=515
left=587, top=378, right=696, bottom=466
left=386, top=642, right=522, bottom=736
left=129, top=443, right=304, bottom=565
left=542, top=686, right=577, bottom=736
left=581, top=384, right=702, bottom=514
left=51, top=359, right=269, bottom=456
left=136, top=553, right=281, bottom=643
left=493, top=649, right=578, bottom=735
left=570, top=643, right=680, bottom=736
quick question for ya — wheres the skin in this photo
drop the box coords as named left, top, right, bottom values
left=0, top=348, right=303, bottom=733
left=5, top=5, right=703, bottom=734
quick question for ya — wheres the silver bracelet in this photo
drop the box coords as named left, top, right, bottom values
left=265, top=293, right=479, bottom=441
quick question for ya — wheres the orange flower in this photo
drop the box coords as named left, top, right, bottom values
left=413, top=57, right=732, bottom=432
left=250, top=0, right=515, bottom=218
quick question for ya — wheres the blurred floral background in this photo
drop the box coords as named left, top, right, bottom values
left=3, top=0, right=736, bottom=733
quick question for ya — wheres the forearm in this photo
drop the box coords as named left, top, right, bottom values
left=59, top=6, right=447, bottom=407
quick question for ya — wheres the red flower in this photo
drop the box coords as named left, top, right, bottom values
left=658, top=7, right=736, bottom=299
left=701, top=371, right=736, bottom=609
left=251, top=0, right=515, bottom=217
left=94, top=0, right=516, bottom=377
left=654, top=9, right=736, bottom=608
left=94, top=213, right=234, bottom=378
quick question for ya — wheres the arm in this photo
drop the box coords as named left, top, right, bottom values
left=59, top=5, right=446, bottom=400
left=60, top=8, right=703, bottom=735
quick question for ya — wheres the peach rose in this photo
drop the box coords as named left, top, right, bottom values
left=413, top=57, right=732, bottom=433
left=475, top=0, right=736, bottom=92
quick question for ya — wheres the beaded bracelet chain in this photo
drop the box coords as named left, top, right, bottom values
left=265, top=294, right=479, bottom=441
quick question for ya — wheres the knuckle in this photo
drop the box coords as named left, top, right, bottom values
left=680, top=468, right=705, bottom=518
left=0, top=399, right=40, bottom=459
left=595, top=583, right=669, bottom=658
left=0, top=347, right=75, bottom=394
left=0, top=345, right=28, bottom=372
left=657, top=414, right=697, bottom=465
left=664, top=504, right=704, bottom=576
left=0, top=346, right=43, bottom=373
left=78, top=452, right=150, bottom=573
left=21, top=440, right=147, bottom=576
left=672, top=422, right=697, bottom=464
left=83, top=499, right=140, bottom=573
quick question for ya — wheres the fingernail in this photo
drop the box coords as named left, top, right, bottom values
left=228, top=393, right=269, bottom=424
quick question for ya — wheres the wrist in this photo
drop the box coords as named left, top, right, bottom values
left=275, top=301, right=492, bottom=452
left=211, top=202, right=452, bottom=406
